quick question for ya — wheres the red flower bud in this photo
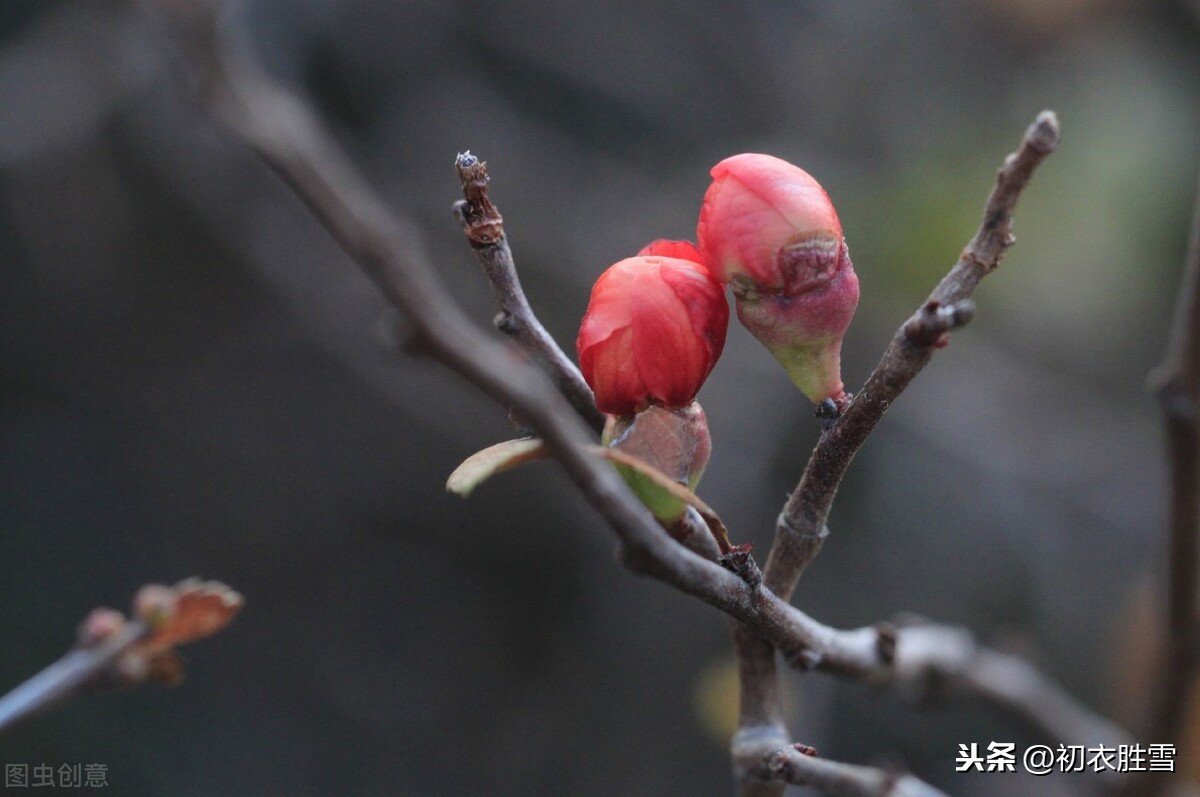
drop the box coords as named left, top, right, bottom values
left=637, top=238, right=704, bottom=263
left=577, top=255, right=728, bottom=416
left=697, top=154, right=859, bottom=407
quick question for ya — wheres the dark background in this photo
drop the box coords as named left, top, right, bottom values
left=2, top=1, right=1199, bottom=794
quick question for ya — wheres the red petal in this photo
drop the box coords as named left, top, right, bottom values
left=698, top=154, right=842, bottom=290
left=659, top=261, right=729, bottom=371
left=582, top=325, right=646, bottom=415
left=631, top=267, right=703, bottom=407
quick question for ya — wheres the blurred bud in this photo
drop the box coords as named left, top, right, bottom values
left=78, top=608, right=127, bottom=647
left=134, top=584, right=178, bottom=630
left=697, top=154, right=859, bottom=407
left=604, top=401, right=711, bottom=523
left=577, top=255, right=728, bottom=416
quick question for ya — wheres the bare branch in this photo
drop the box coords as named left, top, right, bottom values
left=1138, top=168, right=1200, bottom=796
left=731, top=623, right=790, bottom=797
left=755, top=595, right=1132, bottom=749
left=0, top=579, right=241, bottom=735
left=756, top=744, right=952, bottom=797
left=960, top=647, right=1133, bottom=749
left=143, top=7, right=1128, bottom=779
left=763, top=111, right=1061, bottom=602
left=0, top=619, right=148, bottom=735
left=454, top=153, right=606, bottom=432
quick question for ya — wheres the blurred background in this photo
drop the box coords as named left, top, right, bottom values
left=2, top=1, right=1199, bottom=794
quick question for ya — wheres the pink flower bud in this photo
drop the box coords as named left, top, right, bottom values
left=697, top=154, right=859, bottom=407
left=577, top=255, right=728, bottom=417
left=637, top=239, right=704, bottom=263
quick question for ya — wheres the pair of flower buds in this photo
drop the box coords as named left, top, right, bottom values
left=577, top=154, right=860, bottom=419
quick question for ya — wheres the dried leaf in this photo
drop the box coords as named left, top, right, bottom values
left=138, top=579, right=243, bottom=655
left=145, top=650, right=187, bottom=687
left=446, top=438, right=548, bottom=497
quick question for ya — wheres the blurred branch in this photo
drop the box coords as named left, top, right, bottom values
left=752, top=744, right=951, bottom=797
left=0, top=579, right=241, bottom=735
left=731, top=624, right=790, bottom=797
left=763, top=110, right=1061, bottom=603
left=957, top=644, right=1133, bottom=748
left=789, top=618, right=1131, bottom=749
left=454, top=153, right=605, bottom=432
left=0, top=618, right=147, bottom=735
left=144, top=6, right=1130, bottom=788
left=1139, top=168, right=1200, bottom=797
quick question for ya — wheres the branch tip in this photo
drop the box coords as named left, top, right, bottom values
left=1027, top=110, right=1061, bottom=153
left=455, top=150, right=479, bottom=171
left=455, top=155, right=503, bottom=246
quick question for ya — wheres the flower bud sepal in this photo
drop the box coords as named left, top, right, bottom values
left=602, top=401, right=711, bottom=526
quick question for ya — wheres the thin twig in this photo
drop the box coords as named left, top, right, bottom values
left=757, top=744, right=952, bottom=797
left=763, top=111, right=1061, bottom=602
left=0, top=578, right=242, bottom=735
left=1137, top=168, right=1200, bottom=797
left=0, top=621, right=148, bottom=735
left=146, top=6, right=1128, bottom=775
left=453, top=154, right=606, bottom=432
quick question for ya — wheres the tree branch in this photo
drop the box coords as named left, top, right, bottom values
left=0, top=619, right=148, bottom=735
left=732, top=619, right=791, bottom=797
left=755, top=744, right=952, bottom=797
left=764, top=604, right=1132, bottom=749
left=453, top=153, right=606, bottom=432
left=763, top=111, right=1061, bottom=602
left=732, top=527, right=828, bottom=796
left=144, top=8, right=1128, bottom=784
left=1138, top=168, right=1200, bottom=796
left=0, top=579, right=241, bottom=735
